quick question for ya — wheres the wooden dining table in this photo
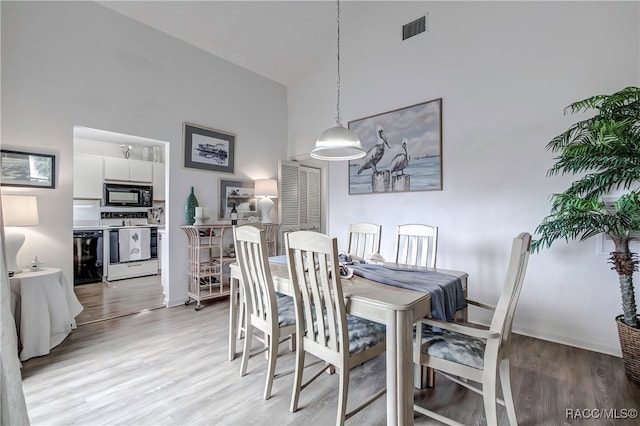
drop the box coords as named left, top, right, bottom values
left=228, top=261, right=468, bottom=426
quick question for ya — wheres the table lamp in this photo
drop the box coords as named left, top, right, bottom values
left=254, top=179, right=278, bottom=224
left=2, top=194, right=39, bottom=274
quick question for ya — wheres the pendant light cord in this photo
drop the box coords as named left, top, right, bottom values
left=335, top=0, right=342, bottom=126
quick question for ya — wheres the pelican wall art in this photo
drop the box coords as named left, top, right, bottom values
left=348, top=98, right=442, bottom=195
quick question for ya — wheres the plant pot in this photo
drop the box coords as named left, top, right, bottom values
left=616, top=315, right=640, bottom=385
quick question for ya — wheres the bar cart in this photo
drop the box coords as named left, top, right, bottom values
left=180, top=224, right=235, bottom=310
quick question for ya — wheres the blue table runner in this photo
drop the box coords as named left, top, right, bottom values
left=269, top=255, right=466, bottom=321
left=350, top=264, right=466, bottom=322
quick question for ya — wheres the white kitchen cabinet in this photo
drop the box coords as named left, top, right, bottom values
left=73, top=154, right=103, bottom=199
left=152, top=163, right=165, bottom=201
left=104, top=158, right=152, bottom=183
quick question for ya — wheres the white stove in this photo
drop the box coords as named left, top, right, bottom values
left=101, top=211, right=159, bottom=281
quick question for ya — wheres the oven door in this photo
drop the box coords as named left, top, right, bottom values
left=109, top=227, right=158, bottom=263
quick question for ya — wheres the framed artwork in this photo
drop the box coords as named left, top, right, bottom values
left=219, top=179, right=257, bottom=221
left=0, top=149, right=56, bottom=189
left=183, top=122, right=235, bottom=173
left=348, top=98, right=443, bottom=194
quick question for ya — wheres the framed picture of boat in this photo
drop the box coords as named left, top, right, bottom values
left=348, top=98, right=443, bottom=195
left=183, top=122, right=235, bottom=173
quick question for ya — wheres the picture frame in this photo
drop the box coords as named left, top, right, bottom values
left=0, top=149, right=56, bottom=189
left=183, top=122, right=235, bottom=174
left=218, top=179, right=257, bottom=221
left=348, top=98, right=443, bottom=195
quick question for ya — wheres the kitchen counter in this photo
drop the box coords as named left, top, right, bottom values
left=73, top=224, right=159, bottom=230
left=73, top=225, right=108, bottom=231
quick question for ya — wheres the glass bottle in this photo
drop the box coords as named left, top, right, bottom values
left=230, top=202, right=238, bottom=226
left=185, top=186, right=199, bottom=225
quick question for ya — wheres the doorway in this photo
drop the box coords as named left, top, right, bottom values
left=72, top=126, right=169, bottom=325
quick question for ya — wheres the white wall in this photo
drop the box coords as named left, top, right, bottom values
left=1, top=1, right=287, bottom=306
left=288, top=1, right=640, bottom=355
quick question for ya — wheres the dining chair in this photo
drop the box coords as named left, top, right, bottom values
left=263, top=223, right=280, bottom=257
left=393, top=224, right=438, bottom=268
left=413, top=232, right=531, bottom=426
left=346, top=223, right=381, bottom=259
left=286, top=230, right=387, bottom=426
left=233, top=224, right=297, bottom=400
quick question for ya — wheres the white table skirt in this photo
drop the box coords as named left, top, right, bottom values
left=9, top=268, right=84, bottom=361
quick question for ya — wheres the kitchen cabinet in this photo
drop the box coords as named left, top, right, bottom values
left=180, top=225, right=235, bottom=310
left=73, top=154, right=103, bottom=199
left=153, top=163, right=165, bottom=201
left=104, top=158, right=152, bottom=183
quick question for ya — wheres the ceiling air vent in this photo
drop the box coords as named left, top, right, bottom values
left=402, top=15, right=426, bottom=41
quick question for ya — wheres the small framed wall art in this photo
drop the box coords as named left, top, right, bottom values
left=218, top=179, right=257, bottom=221
left=0, top=149, right=56, bottom=189
left=183, top=122, right=235, bottom=173
left=348, top=98, right=443, bottom=195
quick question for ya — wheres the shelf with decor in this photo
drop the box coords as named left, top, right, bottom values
left=180, top=224, right=235, bottom=311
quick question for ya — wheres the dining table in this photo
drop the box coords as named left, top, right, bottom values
left=228, top=259, right=468, bottom=426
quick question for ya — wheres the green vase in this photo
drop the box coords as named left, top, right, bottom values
left=185, top=186, right=199, bottom=225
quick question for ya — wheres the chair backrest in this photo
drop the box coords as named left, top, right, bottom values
left=234, top=224, right=278, bottom=331
left=489, top=232, right=531, bottom=345
left=393, top=224, right=438, bottom=268
left=347, top=223, right=381, bottom=258
left=263, top=223, right=280, bottom=257
left=286, top=230, right=348, bottom=359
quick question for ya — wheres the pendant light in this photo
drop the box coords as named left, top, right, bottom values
left=311, top=0, right=365, bottom=161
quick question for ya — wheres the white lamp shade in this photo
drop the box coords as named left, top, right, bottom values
left=2, top=195, right=39, bottom=273
left=254, top=179, right=278, bottom=198
left=311, top=124, right=366, bottom=161
left=2, top=195, right=39, bottom=226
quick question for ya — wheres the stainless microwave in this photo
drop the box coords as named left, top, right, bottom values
left=104, top=183, right=153, bottom=207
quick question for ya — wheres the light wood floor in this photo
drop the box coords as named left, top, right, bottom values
left=19, top=299, right=640, bottom=425
left=73, top=274, right=165, bottom=325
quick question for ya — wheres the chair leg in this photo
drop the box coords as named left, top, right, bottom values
left=288, top=333, right=296, bottom=352
left=336, top=369, right=349, bottom=426
left=483, top=370, right=499, bottom=426
left=263, top=332, right=278, bottom=400
left=290, top=341, right=305, bottom=413
left=499, top=358, right=518, bottom=425
left=240, top=323, right=253, bottom=377
left=237, top=287, right=245, bottom=339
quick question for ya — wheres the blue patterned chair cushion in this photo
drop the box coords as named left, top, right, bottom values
left=345, top=314, right=386, bottom=355
left=275, top=293, right=296, bottom=327
left=415, top=325, right=486, bottom=370
left=311, top=312, right=385, bottom=355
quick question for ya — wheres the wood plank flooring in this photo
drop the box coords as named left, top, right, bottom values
left=73, top=274, right=165, bottom=325
left=20, top=299, right=640, bottom=425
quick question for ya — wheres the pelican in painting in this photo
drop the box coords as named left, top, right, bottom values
left=357, top=125, right=391, bottom=175
left=390, top=139, right=410, bottom=176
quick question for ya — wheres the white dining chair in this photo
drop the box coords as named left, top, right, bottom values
left=393, top=223, right=438, bottom=268
left=233, top=225, right=296, bottom=400
left=286, top=230, right=387, bottom=426
left=413, top=232, right=531, bottom=426
left=346, top=223, right=381, bottom=259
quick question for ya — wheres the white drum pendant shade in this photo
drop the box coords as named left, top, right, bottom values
left=311, top=124, right=365, bottom=161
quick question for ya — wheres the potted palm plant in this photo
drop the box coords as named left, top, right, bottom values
left=533, top=86, right=640, bottom=385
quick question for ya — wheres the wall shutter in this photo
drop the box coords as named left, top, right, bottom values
left=278, top=160, right=321, bottom=254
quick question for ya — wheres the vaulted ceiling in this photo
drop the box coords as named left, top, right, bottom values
left=98, top=1, right=368, bottom=87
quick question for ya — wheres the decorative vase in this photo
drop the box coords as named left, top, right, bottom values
left=185, top=186, right=199, bottom=225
